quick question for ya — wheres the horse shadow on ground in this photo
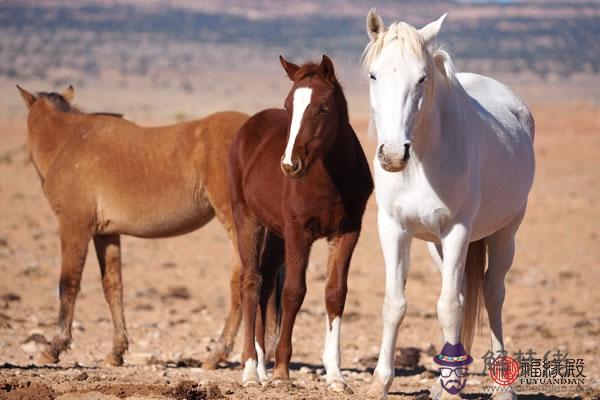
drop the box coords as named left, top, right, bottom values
left=0, top=362, right=100, bottom=371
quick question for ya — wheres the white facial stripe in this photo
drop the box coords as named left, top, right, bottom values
left=282, top=87, right=312, bottom=165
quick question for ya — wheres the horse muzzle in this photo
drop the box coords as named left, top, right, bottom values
left=377, top=142, right=411, bottom=172
left=280, top=156, right=305, bottom=179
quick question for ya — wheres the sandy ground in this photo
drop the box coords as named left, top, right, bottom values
left=0, top=103, right=598, bottom=399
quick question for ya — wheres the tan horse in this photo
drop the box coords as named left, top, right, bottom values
left=16, top=85, right=272, bottom=368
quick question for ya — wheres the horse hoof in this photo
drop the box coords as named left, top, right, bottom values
left=105, top=352, right=124, bottom=366
left=327, top=380, right=353, bottom=394
left=38, top=350, right=59, bottom=365
left=366, top=379, right=388, bottom=400
left=242, top=379, right=260, bottom=388
left=202, top=355, right=221, bottom=370
left=429, top=380, right=442, bottom=400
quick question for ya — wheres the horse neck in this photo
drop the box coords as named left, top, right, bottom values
left=27, top=106, right=79, bottom=179
left=411, top=68, right=466, bottom=161
left=323, top=120, right=357, bottom=180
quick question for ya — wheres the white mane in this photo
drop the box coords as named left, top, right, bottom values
left=361, top=20, right=460, bottom=89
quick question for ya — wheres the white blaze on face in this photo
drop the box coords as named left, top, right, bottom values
left=282, top=87, right=312, bottom=166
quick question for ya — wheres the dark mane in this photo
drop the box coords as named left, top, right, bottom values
left=36, top=92, right=123, bottom=118
left=37, top=92, right=82, bottom=114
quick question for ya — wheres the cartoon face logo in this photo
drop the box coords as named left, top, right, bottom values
left=433, top=342, right=473, bottom=395
left=439, top=366, right=468, bottom=394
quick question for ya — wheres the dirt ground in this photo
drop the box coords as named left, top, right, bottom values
left=0, top=104, right=598, bottom=399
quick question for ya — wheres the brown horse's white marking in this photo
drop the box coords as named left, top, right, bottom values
left=228, top=55, right=373, bottom=391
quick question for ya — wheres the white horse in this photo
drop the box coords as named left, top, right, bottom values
left=362, top=9, right=535, bottom=400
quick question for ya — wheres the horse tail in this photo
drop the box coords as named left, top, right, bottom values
left=461, top=238, right=486, bottom=353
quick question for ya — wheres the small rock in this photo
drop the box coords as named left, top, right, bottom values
left=162, top=286, right=191, bottom=300
left=21, top=341, right=40, bottom=353
left=395, top=347, right=420, bottom=368
left=76, top=371, right=88, bottom=381
left=22, top=333, right=49, bottom=345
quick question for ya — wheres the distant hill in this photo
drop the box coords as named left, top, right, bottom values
left=1, top=0, right=598, bottom=120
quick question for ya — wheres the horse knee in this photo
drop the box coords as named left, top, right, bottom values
left=382, top=293, right=407, bottom=325
left=325, top=284, right=348, bottom=314
left=437, top=293, right=463, bottom=327
left=283, top=282, right=306, bottom=312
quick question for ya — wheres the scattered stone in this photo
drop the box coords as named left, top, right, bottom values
left=1, top=293, right=20, bottom=308
left=134, top=303, right=154, bottom=311
left=162, top=262, right=177, bottom=269
left=298, top=366, right=312, bottom=374
left=163, top=286, right=191, bottom=300
left=395, top=347, right=420, bottom=368
left=76, top=371, right=89, bottom=381
left=168, top=380, right=223, bottom=399
left=358, top=355, right=378, bottom=368
left=574, top=319, right=593, bottom=329
left=22, top=333, right=49, bottom=345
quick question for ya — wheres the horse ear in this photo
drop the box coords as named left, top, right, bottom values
left=319, top=54, right=336, bottom=84
left=61, top=85, right=75, bottom=103
left=16, top=85, right=36, bottom=109
left=419, top=13, right=447, bottom=46
left=366, top=7, right=384, bottom=41
left=279, top=55, right=300, bottom=81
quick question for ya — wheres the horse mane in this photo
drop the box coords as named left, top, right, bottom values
left=36, top=92, right=123, bottom=118
left=361, top=21, right=460, bottom=89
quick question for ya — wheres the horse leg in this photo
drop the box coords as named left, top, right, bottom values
left=203, top=241, right=243, bottom=369
left=254, top=231, right=284, bottom=384
left=39, top=219, right=91, bottom=364
left=264, top=266, right=285, bottom=362
left=93, top=234, right=128, bottom=366
left=484, top=209, right=525, bottom=400
left=368, top=209, right=412, bottom=400
left=272, top=227, right=310, bottom=383
left=236, top=214, right=265, bottom=386
left=426, top=241, right=469, bottom=400
left=431, top=224, right=473, bottom=400
left=322, top=230, right=359, bottom=393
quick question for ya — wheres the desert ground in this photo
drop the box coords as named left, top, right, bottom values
left=0, top=101, right=598, bottom=399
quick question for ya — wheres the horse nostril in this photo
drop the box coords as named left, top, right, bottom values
left=403, top=142, right=411, bottom=162
left=292, top=158, right=303, bottom=174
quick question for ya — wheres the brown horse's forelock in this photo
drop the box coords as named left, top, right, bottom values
left=294, top=62, right=349, bottom=124
left=36, top=92, right=123, bottom=118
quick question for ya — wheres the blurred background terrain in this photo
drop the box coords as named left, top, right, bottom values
left=0, top=0, right=599, bottom=121
left=0, top=1, right=599, bottom=399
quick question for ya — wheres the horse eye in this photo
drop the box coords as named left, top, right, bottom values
left=319, top=105, right=328, bottom=114
left=418, top=75, right=427, bottom=84
left=370, top=73, right=377, bottom=81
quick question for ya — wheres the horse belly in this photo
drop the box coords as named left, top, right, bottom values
left=96, top=194, right=215, bottom=238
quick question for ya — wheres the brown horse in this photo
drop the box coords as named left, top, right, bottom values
left=16, top=85, right=279, bottom=368
left=228, top=55, right=373, bottom=391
